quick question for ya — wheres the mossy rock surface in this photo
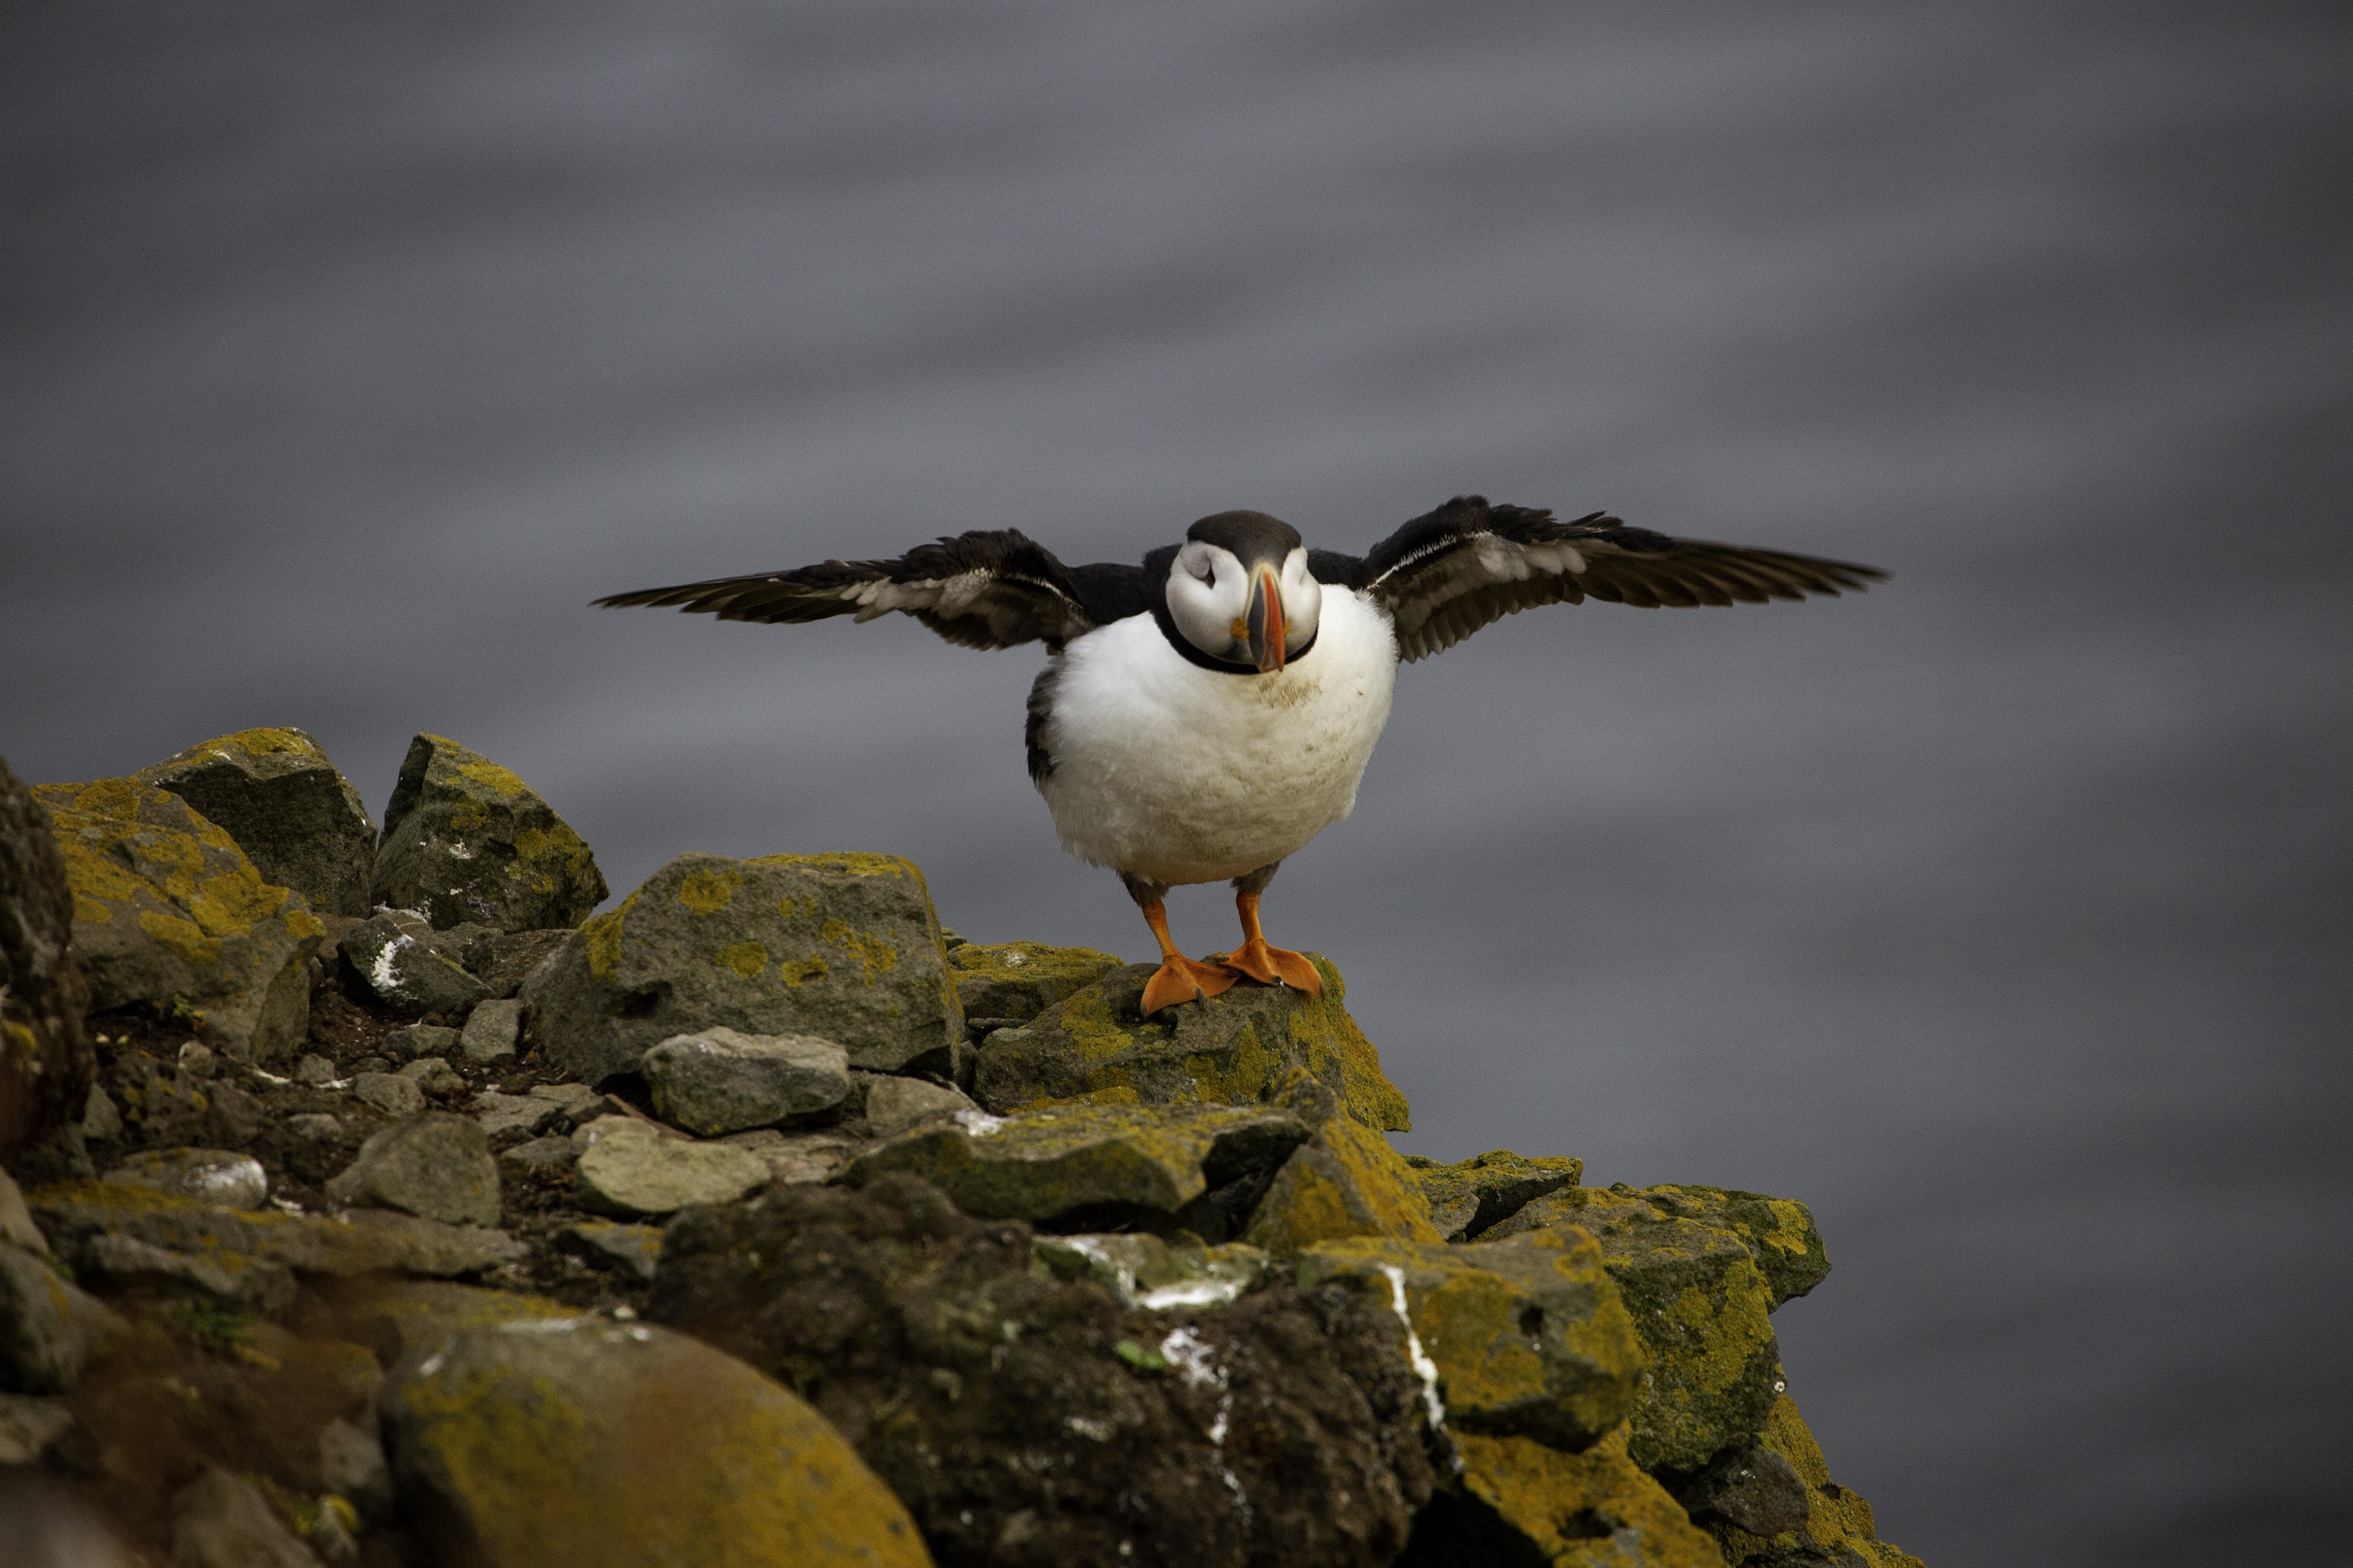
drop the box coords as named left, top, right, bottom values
left=35, top=778, right=323, bottom=1064
left=1619, top=1183, right=1830, bottom=1309
left=371, top=733, right=607, bottom=933
left=1245, top=1073, right=1441, bottom=1255
left=651, top=1173, right=1438, bottom=1567
left=845, top=1101, right=1309, bottom=1228
left=1297, top=1228, right=1647, bottom=1454
left=1706, top=1394, right=1925, bottom=1568
left=30, top=1178, right=522, bottom=1279
left=1496, top=1192, right=1784, bottom=1474
left=524, top=850, right=961, bottom=1083
left=139, top=727, right=377, bottom=918
left=382, top=1315, right=932, bottom=1568
left=950, top=939, right=1125, bottom=1023
left=0, top=758, right=92, bottom=1164
left=1399, top=1427, right=1729, bottom=1567
left=973, top=954, right=1412, bottom=1130
left=1406, top=1149, right=1585, bottom=1242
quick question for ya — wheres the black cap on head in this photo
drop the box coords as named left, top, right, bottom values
left=1186, top=510, right=1302, bottom=566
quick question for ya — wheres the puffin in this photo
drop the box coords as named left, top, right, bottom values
left=597, top=495, right=1882, bottom=1015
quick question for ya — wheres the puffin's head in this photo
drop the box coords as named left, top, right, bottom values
left=1167, top=511, right=1322, bottom=673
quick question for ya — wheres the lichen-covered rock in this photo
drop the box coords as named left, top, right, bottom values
left=950, top=940, right=1126, bottom=1024
left=370, top=732, right=608, bottom=932
left=1704, top=1395, right=1925, bottom=1568
left=1243, top=1074, right=1442, bottom=1255
left=0, top=757, right=94, bottom=1165
left=642, top=1026, right=851, bottom=1135
left=138, top=727, right=377, bottom=918
left=340, top=906, right=491, bottom=1018
left=1618, top=1184, right=1831, bottom=1309
left=101, top=1147, right=268, bottom=1209
left=844, top=1101, right=1309, bottom=1230
left=573, top=1119, right=770, bottom=1218
left=31, top=1178, right=524, bottom=1279
left=1492, top=1192, right=1787, bottom=1473
left=169, top=1466, right=323, bottom=1568
left=1398, top=1428, right=1727, bottom=1567
left=1297, top=1229, right=1647, bottom=1453
left=0, top=1241, right=111, bottom=1393
left=1673, top=1439, right=1810, bottom=1538
left=381, top=1313, right=929, bottom=1567
left=523, top=851, right=962, bottom=1084
left=1407, top=1149, right=1585, bottom=1242
left=325, top=1113, right=501, bottom=1227
left=863, top=1074, right=978, bottom=1136
left=555, top=1220, right=664, bottom=1282
left=973, top=954, right=1413, bottom=1130
left=651, top=1174, right=1438, bottom=1568
left=1032, top=1231, right=1268, bottom=1311
left=76, top=1229, right=297, bottom=1316
left=34, top=777, right=323, bottom=1064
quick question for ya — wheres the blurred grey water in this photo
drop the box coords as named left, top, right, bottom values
left=6, top=4, right=2350, bottom=1562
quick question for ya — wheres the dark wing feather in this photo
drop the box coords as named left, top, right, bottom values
left=595, top=529, right=1115, bottom=652
left=1362, top=495, right=1885, bottom=662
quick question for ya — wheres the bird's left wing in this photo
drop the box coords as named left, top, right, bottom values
left=595, top=529, right=1108, bottom=651
left=1357, top=495, right=1886, bottom=662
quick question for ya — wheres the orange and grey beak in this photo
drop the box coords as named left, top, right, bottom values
left=1245, top=566, right=1286, bottom=673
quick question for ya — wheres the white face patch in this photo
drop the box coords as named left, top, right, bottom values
left=1165, top=545, right=1321, bottom=664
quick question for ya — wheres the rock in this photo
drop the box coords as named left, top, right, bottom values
left=473, top=1091, right=564, bottom=1139
left=1033, top=1232, right=1269, bottom=1310
left=0, top=1243, right=111, bottom=1393
left=1675, top=1439, right=1811, bottom=1537
left=101, top=1148, right=268, bottom=1209
left=653, top=1174, right=1438, bottom=1566
left=0, top=1392, right=75, bottom=1464
left=457, top=997, right=520, bottom=1063
left=382, top=1023, right=459, bottom=1062
left=496, top=1135, right=576, bottom=1177
left=175, top=1041, right=217, bottom=1078
left=845, top=1101, right=1311, bottom=1230
left=76, top=1230, right=297, bottom=1316
left=294, top=1053, right=338, bottom=1085
left=381, top=1313, right=929, bottom=1568
left=169, top=1466, right=322, bottom=1568
left=1701, top=1394, right=1926, bottom=1568
left=1406, top=1148, right=1585, bottom=1242
left=949, top=939, right=1126, bottom=1024
left=1618, top=1182, right=1831, bottom=1309
left=34, top=1180, right=524, bottom=1279
left=34, top=777, right=324, bottom=1065
left=441, top=925, right=574, bottom=998
left=326, top=1113, right=501, bottom=1227
left=137, top=727, right=377, bottom=919
left=0, top=758, right=94, bottom=1165
left=641, top=1026, right=851, bottom=1135
left=555, top=1220, right=664, bottom=1282
left=287, top=1113, right=342, bottom=1141
left=719, top=1127, right=862, bottom=1186
left=862, top=1074, right=978, bottom=1136
left=317, top=1416, right=395, bottom=1522
left=1491, top=1191, right=1786, bottom=1473
left=331, top=1279, right=578, bottom=1364
left=1244, top=1074, right=1442, bottom=1255
left=81, top=1084, right=124, bottom=1141
left=0, top=1169, right=49, bottom=1254
left=370, top=732, right=608, bottom=933
left=1398, top=1429, right=1726, bottom=1568
left=397, top=1056, right=466, bottom=1097
left=973, top=955, right=1412, bottom=1131
left=1296, top=1229, right=1647, bottom=1453
left=202, top=1078, right=263, bottom=1148
left=350, top=1071, right=425, bottom=1118
left=573, top=1120, right=769, bottom=1218
left=529, top=1080, right=599, bottom=1109
left=523, top=851, right=962, bottom=1084
left=340, top=907, right=490, bottom=1018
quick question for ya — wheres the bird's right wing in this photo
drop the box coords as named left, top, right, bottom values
left=596, top=529, right=1108, bottom=651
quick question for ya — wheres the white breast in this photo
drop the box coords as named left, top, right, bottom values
left=1036, top=588, right=1399, bottom=886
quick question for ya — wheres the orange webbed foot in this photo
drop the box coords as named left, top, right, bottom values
left=1215, top=939, right=1324, bottom=997
left=1141, top=953, right=1240, bottom=1016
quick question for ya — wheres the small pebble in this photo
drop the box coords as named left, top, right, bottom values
left=296, top=1054, right=340, bottom=1086
left=177, top=1042, right=218, bottom=1078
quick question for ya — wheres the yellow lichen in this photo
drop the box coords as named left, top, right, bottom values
left=776, top=957, right=829, bottom=988
left=676, top=867, right=742, bottom=915
left=1451, top=1429, right=1726, bottom=1567
left=581, top=899, right=634, bottom=984
left=819, top=919, right=899, bottom=987
left=453, top=759, right=531, bottom=798
left=713, top=941, right=769, bottom=979
left=138, top=909, right=220, bottom=968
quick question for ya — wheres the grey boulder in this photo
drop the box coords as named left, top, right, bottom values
left=371, top=733, right=607, bottom=934
left=326, top=1113, right=501, bottom=1227
left=138, top=727, right=376, bottom=918
left=641, top=1027, right=850, bottom=1136
left=340, top=908, right=490, bottom=1018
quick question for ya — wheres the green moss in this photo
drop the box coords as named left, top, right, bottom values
left=1243, top=1108, right=1440, bottom=1255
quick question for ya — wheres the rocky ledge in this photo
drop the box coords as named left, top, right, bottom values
left=0, top=732, right=1922, bottom=1567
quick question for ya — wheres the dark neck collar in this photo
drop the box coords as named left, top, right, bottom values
left=1141, top=545, right=1320, bottom=675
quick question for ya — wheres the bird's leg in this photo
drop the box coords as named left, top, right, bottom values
left=1138, top=898, right=1238, bottom=1016
left=1215, top=863, right=1324, bottom=997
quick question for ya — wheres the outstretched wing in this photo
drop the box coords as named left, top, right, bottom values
left=595, top=529, right=1106, bottom=651
left=1354, top=495, right=1885, bottom=662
